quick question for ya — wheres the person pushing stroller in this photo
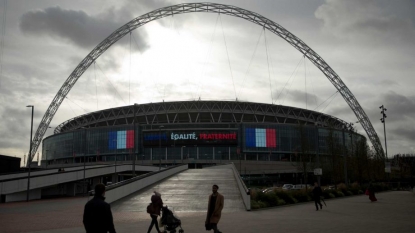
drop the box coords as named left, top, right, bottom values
left=147, top=191, right=163, bottom=233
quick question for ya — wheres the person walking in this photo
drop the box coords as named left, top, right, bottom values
left=147, top=191, right=163, bottom=233
left=367, top=182, right=377, bottom=202
left=312, top=182, right=323, bottom=211
left=206, top=184, right=224, bottom=233
left=83, top=183, right=116, bottom=233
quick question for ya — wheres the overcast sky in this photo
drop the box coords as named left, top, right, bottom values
left=0, top=0, right=414, bottom=166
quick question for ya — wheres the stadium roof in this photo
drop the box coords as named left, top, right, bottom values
left=55, top=101, right=348, bottom=133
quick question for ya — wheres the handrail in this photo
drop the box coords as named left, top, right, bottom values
left=88, top=164, right=188, bottom=203
left=0, top=165, right=119, bottom=183
left=0, top=163, right=158, bottom=182
left=230, top=163, right=251, bottom=211
left=99, top=165, right=182, bottom=192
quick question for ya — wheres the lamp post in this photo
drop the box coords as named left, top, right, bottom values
left=44, top=126, right=52, bottom=168
left=347, top=123, right=355, bottom=155
left=380, top=105, right=388, bottom=160
left=314, top=124, right=322, bottom=186
left=26, top=105, right=34, bottom=202
left=159, top=125, right=164, bottom=170
left=83, top=128, right=87, bottom=195
left=173, top=139, right=177, bottom=164
left=46, top=149, right=49, bottom=168
left=218, top=151, right=222, bottom=164
left=133, top=103, right=137, bottom=176
left=380, top=105, right=390, bottom=179
left=345, top=122, right=355, bottom=185
left=181, top=146, right=186, bottom=164
left=113, top=139, right=117, bottom=175
left=240, top=149, right=242, bottom=173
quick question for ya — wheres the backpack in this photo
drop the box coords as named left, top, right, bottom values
left=147, top=203, right=153, bottom=214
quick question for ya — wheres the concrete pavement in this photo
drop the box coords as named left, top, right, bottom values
left=1, top=191, right=414, bottom=233
left=111, top=168, right=245, bottom=213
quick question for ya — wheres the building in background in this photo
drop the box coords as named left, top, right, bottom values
left=0, top=155, right=21, bottom=173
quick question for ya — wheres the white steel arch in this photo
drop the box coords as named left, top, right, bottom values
left=28, top=2, right=385, bottom=165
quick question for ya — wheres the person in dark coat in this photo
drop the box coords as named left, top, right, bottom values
left=147, top=191, right=163, bottom=233
left=312, top=182, right=323, bottom=211
left=206, top=184, right=224, bottom=233
left=83, top=183, right=116, bottom=233
left=368, top=182, right=377, bottom=202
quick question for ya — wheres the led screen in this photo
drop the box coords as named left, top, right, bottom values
left=143, top=130, right=238, bottom=146
left=245, top=128, right=276, bottom=148
left=108, top=130, right=134, bottom=149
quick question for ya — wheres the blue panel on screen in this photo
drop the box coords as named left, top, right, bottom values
left=245, top=128, right=256, bottom=147
left=108, top=132, right=117, bottom=150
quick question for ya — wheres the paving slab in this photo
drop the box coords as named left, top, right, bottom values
left=111, top=168, right=245, bottom=213
left=1, top=186, right=414, bottom=233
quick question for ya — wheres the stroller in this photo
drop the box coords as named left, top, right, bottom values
left=160, top=206, right=184, bottom=233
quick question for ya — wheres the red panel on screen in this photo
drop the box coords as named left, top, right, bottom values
left=126, top=130, right=134, bottom=149
left=266, top=129, right=276, bottom=148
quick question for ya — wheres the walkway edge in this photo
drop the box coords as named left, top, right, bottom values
left=229, top=163, right=251, bottom=210
left=104, top=165, right=188, bottom=204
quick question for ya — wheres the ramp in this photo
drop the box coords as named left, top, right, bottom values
left=112, top=167, right=245, bottom=213
left=0, top=165, right=159, bottom=202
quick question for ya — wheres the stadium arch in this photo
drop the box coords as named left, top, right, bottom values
left=27, top=2, right=385, bottom=165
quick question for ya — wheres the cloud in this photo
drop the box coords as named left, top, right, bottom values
left=382, top=91, right=415, bottom=122
left=391, top=126, right=415, bottom=142
left=274, top=89, right=320, bottom=108
left=19, top=6, right=149, bottom=51
left=0, top=101, right=45, bottom=151
left=363, top=91, right=415, bottom=125
left=377, top=79, right=400, bottom=87
left=315, top=0, right=415, bottom=46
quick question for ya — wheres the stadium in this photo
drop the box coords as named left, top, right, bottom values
left=28, top=3, right=385, bottom=186
left=42, top=100, right=365, bottom=184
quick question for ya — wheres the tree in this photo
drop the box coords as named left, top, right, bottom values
left=323, top=126, right=343, bottom=188
left=349, top=137, right=370, bottom=183
left=291, top=123, right=314, bottom=191
left=366, top=147, right=385, bottom=181
left=393, top=154, right=415, bottom=188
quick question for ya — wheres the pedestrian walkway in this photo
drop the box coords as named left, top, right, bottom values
left=1, top=191, right=414, bottom=233
left=111, top=168, right=245, bottom=213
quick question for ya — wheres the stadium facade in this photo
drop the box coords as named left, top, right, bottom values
left=42, top=101, right=364, bottom=171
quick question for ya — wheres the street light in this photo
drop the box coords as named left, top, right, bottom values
left=240, top=149, right=243, bottom=173
left=44, top=126, right=52, bottom=168
left=344, top=122, right=355, bottom=186
left=181, top=146, right=186, bottom=164
left=218, top=151, right=222, bottom=164
left=26, top=105, right=34, bottom=202
left=380, top=105, right=388, bottom=160
left=113, top=139, right=117, bottom=175
left=347, top=123, right=355, bottom=153
left=380, top=105, right=390, bottom=178
left=133, top=103, right=137, bottom=176
left=45, top=149, right=49, bottom=168
left=159, top=125, right=164, bottom=170
left=83, top=128, right=87, bottom=195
